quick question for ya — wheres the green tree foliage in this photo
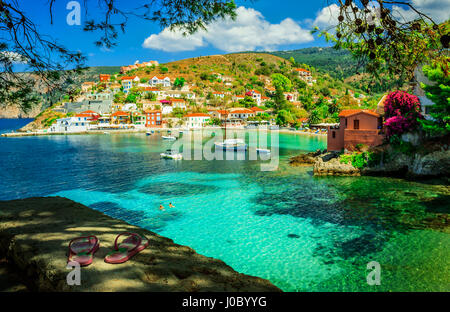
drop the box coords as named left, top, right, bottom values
left=172, top=107, right=185, bottom=118
left=271, top=73, right=292, bottom=92
left=125, top=92, right=139, bottom=103
left=419, top=65, right=450, bottom=136
left=174, top=77, right=186, bottom=88
left=238, top=96, right=257, bottom=108
left=308, top=109, right=321, bottom=125
left=144, top=92, right=157, bottom=101
left=276, top=110, right=294, bottom=126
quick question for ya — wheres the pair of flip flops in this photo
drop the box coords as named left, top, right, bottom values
left=68, top=232, right=148, bottom=266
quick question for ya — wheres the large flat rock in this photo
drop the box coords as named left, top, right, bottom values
left=0, top=197, right=280, bottom=292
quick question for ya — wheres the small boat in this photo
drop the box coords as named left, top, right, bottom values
left=160, top=149, right=183, bottom=160
left=162, top=135, right=177, bottom=140
left=256, top=148, right=271, bottom=154
left=215, top=139, right=248, bottom=151
left=146, top=132, right=152, bottom=136
left=103, top=132, right=110, bottom=134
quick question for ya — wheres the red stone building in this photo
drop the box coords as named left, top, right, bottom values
left=145, top=110, right=162, bottom=128
left=327, top=109, right=384, bottom=151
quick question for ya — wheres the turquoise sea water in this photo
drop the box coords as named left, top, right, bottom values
left=0, top=120, right=448, bottom=291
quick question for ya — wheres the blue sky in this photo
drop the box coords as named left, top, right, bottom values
left=19, top=0, right=450, bottom=68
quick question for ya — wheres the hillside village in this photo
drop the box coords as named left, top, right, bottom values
left=25, top=53, right=380, bottom=133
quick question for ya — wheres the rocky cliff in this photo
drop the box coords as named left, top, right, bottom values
left=0, top=197, right=281, bottom=292
left=0, top=104, right=42, bottom=119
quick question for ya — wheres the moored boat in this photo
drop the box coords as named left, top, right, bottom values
left=256, top=148, right=271, bottom=154
left=215, top=139, right=248, bottom=151
left=162, top=135, right=177, bottom=140
left=160, top=149, right=183, bottom=160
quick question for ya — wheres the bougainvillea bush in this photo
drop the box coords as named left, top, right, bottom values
left=384, top=91, right=423, bottom=138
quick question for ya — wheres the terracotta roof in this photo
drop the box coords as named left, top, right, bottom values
left=338, top=109, right=380, bottom=118
left=144, top=87, right=161, bottom=91
left=231, top=109, right=254, bottom=114
left=80, top=110, right=98, bottom=115
left=298, top=118, right=308, bottom=122
left=295, top=68, right=311, bottom=73
left=184, top=113, right=210, bottom=118
left=250, top=107, right=264, bottom=112
left=111, top=111, right=129, bottom=117
left=120, top=76, right=138, bottom=80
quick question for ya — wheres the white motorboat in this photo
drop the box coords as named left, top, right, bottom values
left=160, top=149, right=183, bottom=160
left=256, top=148, right=271, bottom=154
left=162, top=135, right=177, bottom=140
left=215, top=139, right=248, bottom=151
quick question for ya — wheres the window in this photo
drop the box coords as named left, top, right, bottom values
left=345, top=118, right=347, bottom=126
left=332, top=131, right=336, bottom=139
left=354, top=120, right=359, bottom=130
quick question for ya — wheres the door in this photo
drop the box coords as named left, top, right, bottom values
left=354, top=119, right=359, bottom=130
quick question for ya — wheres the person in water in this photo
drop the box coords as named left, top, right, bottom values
left=159, top=204, right=165, bottom=211
left=169, top=203, right=175, bottom=208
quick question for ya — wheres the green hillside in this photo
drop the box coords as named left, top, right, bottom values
left=271, top=47, right=359, bottom=80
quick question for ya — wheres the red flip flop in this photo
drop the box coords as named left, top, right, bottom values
left=104, top=232, right=149, bottom=264
left=67, top=235, right=100, bottom=267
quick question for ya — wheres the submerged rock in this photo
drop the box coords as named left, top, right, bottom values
left=289, top=149, right=323, bottom=166
left=314, top=157, right=360, bottom=176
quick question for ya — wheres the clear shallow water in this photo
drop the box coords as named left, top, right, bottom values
left=0, top=122, right=448, bottom=291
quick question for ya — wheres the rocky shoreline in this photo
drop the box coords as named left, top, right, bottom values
left=290, top=147, right=450, bottom=180
left=0, top=197, right=281, bottom=292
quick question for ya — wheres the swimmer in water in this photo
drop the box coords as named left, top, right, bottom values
left=159, top=204, right=165, bottom=211
left=169, top=203, right=175, bottom=208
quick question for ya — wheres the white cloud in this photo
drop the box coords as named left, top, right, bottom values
left=313, top=4, right=340, bottom=28
left=392, top=0, right=450, bottom=23
left=313, top=0, right=449, bottom=30
left=142, top=6, right=314, bottom=53
left=0, top=51, right=28, bottom=64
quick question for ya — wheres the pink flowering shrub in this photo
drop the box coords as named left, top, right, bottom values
left=383, top=91, right=423, bottom=138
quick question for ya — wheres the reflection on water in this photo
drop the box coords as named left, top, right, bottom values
left=0, top=131, right=448, bottom=291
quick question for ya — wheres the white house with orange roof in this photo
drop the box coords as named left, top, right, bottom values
left=250, top=107, right=265, bottom=115
left=143, top=87, right=164, bottom=98
left=150, top=76, right=171, bottom=87
left=213, top=91, right=225, bottom=99
left=294, top=68, right=313, bottom=82
left=120, top=76, right=140, bottom=93
left=184, top=113, right=211, bottom=129
left=229, top=108, right=256, bottom=120
left=284, top=92, right=299, bottom=102
left=247, top=90, right=262, bottom=105
left=49, top=111, right=99, bottom=132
